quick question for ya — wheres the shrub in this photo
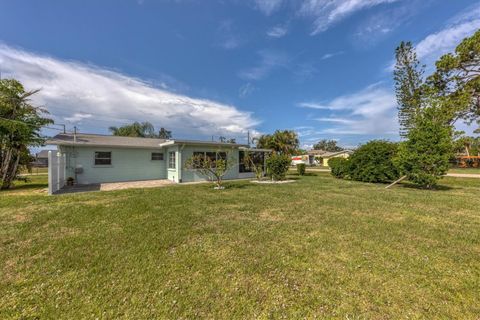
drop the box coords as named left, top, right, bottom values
left=348, top=140, right=400, bottom=183
left=296, top=163, right=306, bottom=176
left=266, top=154, right=291, bottom=181
left=329, top=157, right=349, bottom=179
left=394, top=107, right=453, bottom=189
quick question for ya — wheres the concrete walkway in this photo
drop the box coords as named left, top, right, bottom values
left=57, top=179, right=175, bottom=194
left=100, top=179, right=175, bottom=191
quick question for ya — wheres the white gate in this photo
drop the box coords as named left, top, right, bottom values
left=48, top=151, right=66, bottom=195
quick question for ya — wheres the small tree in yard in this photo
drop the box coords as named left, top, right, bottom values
left=184, top=151, right=235, bottom=189
left=395, top=107, right=453, bottom=189
left=1, top=79, right=52, bottom=190
left=265, top=154, right=290, bottom=181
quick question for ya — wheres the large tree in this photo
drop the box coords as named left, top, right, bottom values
left=0, top=79, right=52, bottom=189
left=158, top=127, right=172, bottom=139
left=427, top=29, right=480, bottom=132
left=255, top=130, right=299, bottom=155
left=313, top=139, right=344, bottom=152
left=394, top=41, right=425, bottom=138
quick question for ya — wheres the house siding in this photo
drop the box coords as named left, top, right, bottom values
left=323, top=152, right=351, bottom=167
left=59, top=146, right=167, bottom=184
left=56, top=144, right=256, bottom=185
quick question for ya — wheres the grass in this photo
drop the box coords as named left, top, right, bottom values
left=1, top=173, right=479, bottom=318
left=19, top=167, right=48, bottom=175
left=449, top=167, right=480, bottom=174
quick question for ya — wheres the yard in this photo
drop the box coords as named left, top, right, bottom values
left=1, top=173, right=479, bottom=318
left=448, top=167, right=480, bottom=175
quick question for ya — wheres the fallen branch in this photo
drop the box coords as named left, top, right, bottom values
left=385, top=175, right=407, bottom=189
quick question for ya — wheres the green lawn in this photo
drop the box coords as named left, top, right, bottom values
left=449, top=167, right=480, bottom=174
left=1, top=174, right=479, bottom=318
left=19, top=167, right=48, bottom=175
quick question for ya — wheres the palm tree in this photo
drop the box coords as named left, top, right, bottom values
left=254, top=130, right=299, bottom=155
left=1, top=79, right=52, bottom=189
left=109, top=121, right=156, bottom=138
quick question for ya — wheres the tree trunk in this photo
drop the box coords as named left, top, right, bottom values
left=1, top=148, right=19, bottom=190
left=1, top=148, right=13, bottom=185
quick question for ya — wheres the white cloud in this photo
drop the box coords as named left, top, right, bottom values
left=64, top=113, right=93, bottom=123
left=354, top=1, right=420, bottom=46
left=299, top=83, right=398, bottom=135
left=0, top=44, right=260, bottom=138
left=384, top=3, right=480, bottom=72
left=254, top=0, right=283, bottom=15
left=299, top=0, right=400, bottom=35
left=314, top=117, right=356, bottom=124
left=238, top=83, right=256, bottom=98
left=238, top=50, right=289, bottom=80
left=216, top=20, right=244, bottom=50
left=266, top=25, right=288, bottom=38
left=321, top=51, right=344, bottom=60
left=416, top=3, right=480, bottom=62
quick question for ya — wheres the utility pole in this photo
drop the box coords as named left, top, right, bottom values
left=74, top=126, right=77, bottom=143
left=247, top=130, right=250, bottom=146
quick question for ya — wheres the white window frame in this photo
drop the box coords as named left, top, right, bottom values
left=168, top=152, right=176, bottom=169
left=151, top=152, right=164, bottom=161
left=94, top=151, right=112, bottom=166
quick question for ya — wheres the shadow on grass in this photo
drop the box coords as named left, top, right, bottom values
left=223, top=182, right=258, bottom=190
left=397, top=182, right=454, bottom=191
left=7, top=183, right=47, bottom=191
left=289, top=172, right=319, bottom=177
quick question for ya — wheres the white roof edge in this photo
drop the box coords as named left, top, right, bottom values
left=239, top=147, right=272, bottom=152
left=158, top=140, right=176, bottom=147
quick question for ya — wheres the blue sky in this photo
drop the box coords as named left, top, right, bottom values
left=0, top=0, right=479, bottom=148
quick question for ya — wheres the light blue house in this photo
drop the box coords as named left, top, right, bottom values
left=47, top=133, right=268, bottom=186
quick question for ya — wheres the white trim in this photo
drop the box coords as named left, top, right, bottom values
left=159, top=140, right=175, bottom=147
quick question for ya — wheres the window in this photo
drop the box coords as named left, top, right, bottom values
left=168, top=152, right=176, bottom=169
left=151, top=152, right=164, bottom=161
left=239, top=151, right=264, bottom=173
left=192, top=151, right=227, bottom=169
left=206, top=152, right=217, bottom=168
left=239, top=151, right=250, bottom=173
left=192, top=152, right=206, bottom=168
left=94, top=151, right=112, bottom=165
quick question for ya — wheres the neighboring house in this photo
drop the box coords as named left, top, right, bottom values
left=33, top=149, right=55, bottom=167
left=46, top=133, right=269, bottom=185
left=291, top=149, right=353, bottom=167
left=313, top=150, right=353, bottom=167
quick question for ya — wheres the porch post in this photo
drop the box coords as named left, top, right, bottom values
left=177, top=150, right=182, bottom=183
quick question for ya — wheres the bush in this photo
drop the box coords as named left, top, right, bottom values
left=348, top=140, right=400, bottom=183
left=329, top=157, right=349, bottom=179
left=266, top=154, right=291, bottom=181
left=395, top=107, right=453, bottom=188
left=296, top=163, right=306, bottom=175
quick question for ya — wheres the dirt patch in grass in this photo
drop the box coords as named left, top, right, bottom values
left=259, top=209, right=284, bottom=222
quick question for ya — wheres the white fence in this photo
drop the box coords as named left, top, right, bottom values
left=48, top=151, right=66, bottom=195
